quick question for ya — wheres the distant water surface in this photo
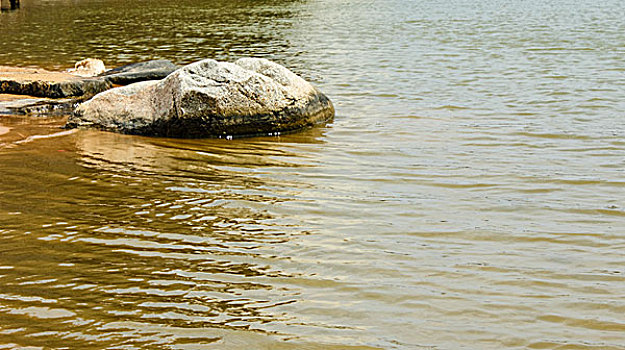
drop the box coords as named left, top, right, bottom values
left=0, top=0, right=624, bottom=349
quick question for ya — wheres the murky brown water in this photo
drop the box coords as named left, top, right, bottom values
left=1, top=0, right=625, bottom=349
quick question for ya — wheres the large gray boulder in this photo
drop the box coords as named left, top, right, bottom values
left=66, top=58, right=334, bottom=138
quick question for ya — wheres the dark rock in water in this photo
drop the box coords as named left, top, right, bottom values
left=0, top=66, right=111, bottom=98
left=100, top=60, right=179, bottom=85
left=1, top=78, right=111, bottom=99
left=0, top=77, right=111, bottom=99
left=66, top=58, right=335, bottom=138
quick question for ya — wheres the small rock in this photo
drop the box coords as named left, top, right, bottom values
left=66, top=58, right=334, bottom=138
left=68, top=59, right=107, bottom=77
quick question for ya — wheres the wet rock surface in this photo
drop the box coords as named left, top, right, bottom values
left=100, top=59, right=178, bottom=85
left=67, top=58, right=334, bottom=138
left=0, top=66, right=111, bottom=98
left=0, top=96, right=76, bottom=116
left=0, top=59, right=173, bottom=116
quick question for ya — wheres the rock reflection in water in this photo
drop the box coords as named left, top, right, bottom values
left=0, top=127, right=363, bottom=349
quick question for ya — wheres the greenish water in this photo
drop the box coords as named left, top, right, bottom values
left=1, top=0, right=624, bottom=349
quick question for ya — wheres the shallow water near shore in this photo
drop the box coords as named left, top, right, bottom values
left=1, top=0, right=625, bottom=349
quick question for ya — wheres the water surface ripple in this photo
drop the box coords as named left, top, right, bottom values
left=1, top=0, right=624, bottom=349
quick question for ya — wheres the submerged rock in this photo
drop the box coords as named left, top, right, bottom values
left=66, top=58, right=334, bottom=138
left=100, top=59, right=178, bottom=85
left=0, top=96, right=76, bottom=116
left=68, top=58, right=107, bottom=77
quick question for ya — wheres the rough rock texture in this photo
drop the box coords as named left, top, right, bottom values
left=0, top=66, right=111, bottom=98
left=100, top=60, right=178, bottom=85
left=68, top=58, right=107, bottom=77
left=0, top=95, right=76, bottom=116
left=67, top=58, right=334, bottom=138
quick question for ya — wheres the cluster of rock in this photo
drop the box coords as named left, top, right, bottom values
left=0, top=58, right=334, bottom=138
left=0, top=59, right=176, bottom=99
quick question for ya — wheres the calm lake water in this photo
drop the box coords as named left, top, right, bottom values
left=1, top=0, right=624, bottom=349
